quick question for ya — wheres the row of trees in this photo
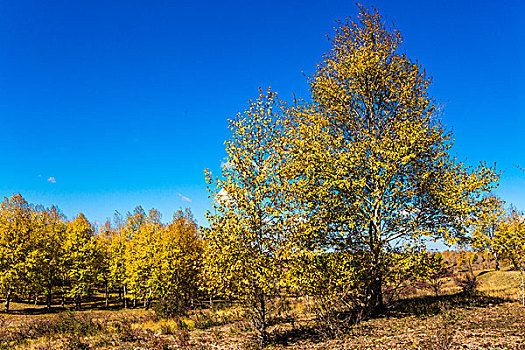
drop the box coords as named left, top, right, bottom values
left=0, top=194, right=202, bottom=313
left=203, top=7, right=501, bottom=346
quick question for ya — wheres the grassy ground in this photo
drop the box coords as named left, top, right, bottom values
left=1, top=270, right=524, bottom=349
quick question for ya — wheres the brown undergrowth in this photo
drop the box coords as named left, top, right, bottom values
left=1, top=296, right=523, bottom=349
left=1, top=270, right=525, bottom=349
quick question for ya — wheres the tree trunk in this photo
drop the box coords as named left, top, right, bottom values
left=123, top=285, right=128, bottom=308
left=4, top=289, right=11, bottom=313
left=365, top=249, right=384, bottom=317
left=145, top=288, right=152, bottom=310
left=306, top=294, right=310, bottom=313
left=367, top=271, right=384, bottom=315
left=46, top=285, right=52, bottom=309
left=364, top=215, right=385, bottom=317
left=61, top=275, right=66, bottom=307
left=257, top=293, right=267, bottom=349
left=494, top=251, right=500, bottom=271
left=104, top=283, right=109, bottom=308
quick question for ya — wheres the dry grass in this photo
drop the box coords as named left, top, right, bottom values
left=278, top=301, right=525, bottom=350
left=477, top=269, right=523, bottom=300
left=1, top=270, right=525, bottom=349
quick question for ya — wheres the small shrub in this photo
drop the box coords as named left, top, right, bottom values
left=454, top=273, right=480, bottom=297
left=159, top=323, right=174, bottom=335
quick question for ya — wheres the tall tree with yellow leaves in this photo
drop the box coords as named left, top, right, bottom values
left=64, top=213, right=102, bottom=309
left=124, top=207, right=162, bottom=307
left=287, top=7, right=498, bottom=316
left=0, top=194, right=36, bottom=313
left=204, top=89, right=293, bottom=347
left=33, top=205, right=67, bottom=309
left=106, top=212, right=128, bottom=307
left=97, top=219, right=119, bottom=308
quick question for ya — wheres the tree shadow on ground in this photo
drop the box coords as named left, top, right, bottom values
left=6, top=306, right=65, bottom=315
left=269, top=292, right=511, bottom=346
left=270, top=308, right=364, bottom=346
left=5, top=296, right=127, bottom=315
left=270, top=323, right=326, bottom=346
left=388, top=292, right=510, bottom=318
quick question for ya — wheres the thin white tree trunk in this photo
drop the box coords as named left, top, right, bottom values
left=4, top=289, right=11, bottom=313
left=306, top=295, right=310, bottom=313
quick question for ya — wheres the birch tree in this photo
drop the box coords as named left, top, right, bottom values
left=204, top=89, right=292, bottom=347
left=288, top=7, right=499, bottom=316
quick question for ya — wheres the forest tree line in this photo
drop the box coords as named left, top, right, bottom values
left=0, top=193, right=202, bottom=313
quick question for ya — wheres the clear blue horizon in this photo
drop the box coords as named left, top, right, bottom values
left=1, top=0, right=524, bottom=236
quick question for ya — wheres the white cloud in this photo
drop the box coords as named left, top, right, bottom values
left=176, top=193, right=192, bottom=203
left=220, top=157, right=232, bottom=169
left=47, top=177, right=56, bottom=184
left=217, top=188, right=231, bottom=203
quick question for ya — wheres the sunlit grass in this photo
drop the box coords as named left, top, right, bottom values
left=477, top=268, right=522, bottom=300
left=1, top=270, right=524, bottom=349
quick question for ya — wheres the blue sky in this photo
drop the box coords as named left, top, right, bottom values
left=0, top=0, right=523, bottom=228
